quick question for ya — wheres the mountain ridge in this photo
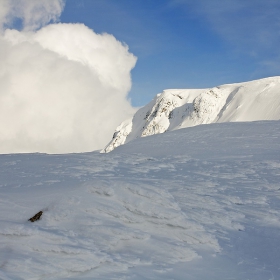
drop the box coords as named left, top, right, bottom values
left=102, top=76, right=280, bottom=152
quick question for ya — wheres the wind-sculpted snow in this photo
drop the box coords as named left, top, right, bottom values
left=103, top=76, right=280, bottom=152
left=0, top=121, right=280, bottom=279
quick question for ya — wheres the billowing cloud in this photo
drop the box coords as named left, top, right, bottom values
left=0, top=0, right=137, bottom=154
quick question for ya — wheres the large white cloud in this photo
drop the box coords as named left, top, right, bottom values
left=0, top=0, right=137, bottom=153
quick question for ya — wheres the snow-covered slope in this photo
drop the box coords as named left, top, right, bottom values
left=103, top=76, right=280, bottom=152
left=0, top=120, right=280, bottom=279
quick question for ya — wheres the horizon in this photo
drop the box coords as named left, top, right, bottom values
left=0, top=0, right=279, bottom=154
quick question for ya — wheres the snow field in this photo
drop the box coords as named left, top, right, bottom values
left=0, top=120, right=280, bottom=279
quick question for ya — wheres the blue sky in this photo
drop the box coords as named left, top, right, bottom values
left=60, top=0, right=280, bottom=106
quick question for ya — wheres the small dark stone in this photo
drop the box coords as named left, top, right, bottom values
left=29, top=211, right=43, bottom=222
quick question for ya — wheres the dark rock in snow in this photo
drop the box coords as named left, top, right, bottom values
left=29, top=211, right=43, bottom=222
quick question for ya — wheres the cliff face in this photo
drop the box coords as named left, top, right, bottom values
left=102, top=76, right=280, bottom=152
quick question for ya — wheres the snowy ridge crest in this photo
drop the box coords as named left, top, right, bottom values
left=102, top=76, right=280, bottom=152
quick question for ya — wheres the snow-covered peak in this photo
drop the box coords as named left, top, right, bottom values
left=102, top=76, right=280, bottom=152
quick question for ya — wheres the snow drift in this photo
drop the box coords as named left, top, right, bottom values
left=103, top=76, right=280, bottom=152
left=0, top=120, right=280, bottom=279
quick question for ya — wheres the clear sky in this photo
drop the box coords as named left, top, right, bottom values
left=59, top=0, right=280, bottom=106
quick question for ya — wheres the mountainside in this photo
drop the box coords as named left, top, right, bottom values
left=102, top=76, right=280, bottom=152
left=1, top=120, right=280, bottom=279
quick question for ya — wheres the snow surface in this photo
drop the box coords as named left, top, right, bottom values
left=0, top=120, right=280, bottom=279
left=103, top=76, right=280, bottom=152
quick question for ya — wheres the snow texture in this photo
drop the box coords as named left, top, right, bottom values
left=102, top=76, right=280, bottom=152
left=0, top=120, right=280, bottom=279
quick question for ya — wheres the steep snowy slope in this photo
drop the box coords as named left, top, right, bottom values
left=0, top=120, right=280, bottom=280
left=103, top=76, right=280, bottom=152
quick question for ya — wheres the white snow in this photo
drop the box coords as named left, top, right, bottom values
left=103, top=76, right=280, bottom=152
left=0, top=120, right=280, bottom=279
